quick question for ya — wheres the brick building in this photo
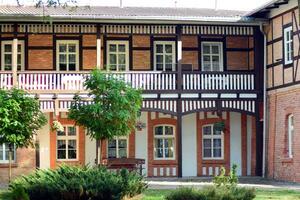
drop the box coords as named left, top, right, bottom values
left=0, top=0, right=298, bottom=182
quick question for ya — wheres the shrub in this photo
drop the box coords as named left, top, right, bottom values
left=165, top=186, right=256, bottom=200
left=213, top=164, right=238, bottom=188
left=7, top=165, right=147, bottom=200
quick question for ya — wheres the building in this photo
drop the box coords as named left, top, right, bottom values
left=0, top=1, right=294, bottom=182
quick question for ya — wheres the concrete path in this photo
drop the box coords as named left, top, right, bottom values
left=146, top=177, right=300, bottom=191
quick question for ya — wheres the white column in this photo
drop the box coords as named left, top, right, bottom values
left=12, top=38, right=18, bottom=86
left=96, top=37, right=101, bottom=69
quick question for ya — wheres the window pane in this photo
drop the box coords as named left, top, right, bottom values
left=57, top=150, right=66, bottom=159
left=119, top=139, right=127, bottom=148
left=17, top=54, right=21, bottom=65
left=118, top=44, right=126, bottom=52
left=4, top=54, right=12, bottom=66
left=69, top=63, right=76, bottom=71
left=109, top=65, right=117, bottom=71
left=109, top=54, right=117, bottom=65
left=0, top=148, right=3, bottom=160
left=213, top=149, right=222, bottom=158
left=212, top=45, right=220, bottom=54
left=17, top=44, right=22, bottom=53
left=155, top=138, right=163, bottom=158
left=203, top=45, right=210, bottom=54
left=68, top=44, right=76, bottom=53
left=165, top=45, right=173, bottom=53
left=156, top=64, right=163, bottom=70
left=165, top=126, right=173, bottom=135
left=156, top=44, right=163, bottom=53
left=59, top=44, right=67, bottom=52
left=119, top=149, right=127, bottom=158
left=118, top=54, right=126, bottom=65
left=57, top=127, right=66, bottom=136
left=57, top=140, right=66, bottom=149
left=69, top=54, right=76, bottom=63
left=4, top=44, right=12, bottom=52
left=165, top=55, right=173, bottom=63
left=165, top=64, right=173, bottom=71
left=108, top=139, right=116, bottom=148
left=203, top=126, right=212, bottom=135
left=203, top=139, right=211, bottom=148
left=203, top=149, right=211, bottom=158
left=68, top=140, right=76, bottom=149
left=155, top=138, right=163, bottom=149
left=59, top=54, right=66, bottom=64
left=155, top=126, right=163, bottom=135
left=108, top=149, right=116, bottom=158
left=109, top=44, right=117, bottom=52
left=156, top=55, right=163, bottom=63
left=213, top=139, right=222, bottom=148
left=68, top=150, right=76, bottom=159
left=119, top=65, right=126, bottom=71
left=164, top=138, right=174, bottom=158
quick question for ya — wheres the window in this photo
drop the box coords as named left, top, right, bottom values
left=56, top=126, right=78, bottom=160
left=202, top=125, right=224, bottom=159
left=154, top=41, right=176, bottom=71
left=107, top=137, right=128, bottom=158
left=284, top=26, right=293, bottom=65
left=154, top=125, right=175, bottom=159
left=0, top=143, right=16, bottom=164
left=107, top=41, right=129, bottom=71
left=1, top=40, right=24, bottom=71
left=56, top=40, right=79, bottom=71
left=201, top=42, right=223, bottom=71
left=287, top=114, right=294, bottom=158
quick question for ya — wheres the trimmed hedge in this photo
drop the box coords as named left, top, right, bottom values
left=4, top=165, right=147, bottom=200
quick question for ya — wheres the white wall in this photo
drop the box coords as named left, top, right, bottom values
left=230, top=112, right=242, bottom=176
left=85, top=133, right=96, bottom=166
left=135, top=112, right=148, bottom=176
left=182, top=113, right=197, bottom=177
left=247, top=115, right=252, bottom=176
left=36, top=113, right=50, bottom=169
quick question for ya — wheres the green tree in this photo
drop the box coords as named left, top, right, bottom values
left=68, top=70, right=142, bottom=163
left=0, top=88, right=47, bottom=182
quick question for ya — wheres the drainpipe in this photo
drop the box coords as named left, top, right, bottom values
left=260, top=22, right=267, bottom=178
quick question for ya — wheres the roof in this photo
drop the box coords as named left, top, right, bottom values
left=0, top=6, right=250, bottom=23
left=246, top=0, right=289, bottom=18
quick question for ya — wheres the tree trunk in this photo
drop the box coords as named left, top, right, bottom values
left=8, top=144, right=13, bottom=183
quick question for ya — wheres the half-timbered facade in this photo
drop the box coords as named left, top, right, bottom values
left=0, top=5, right=265, bottom=181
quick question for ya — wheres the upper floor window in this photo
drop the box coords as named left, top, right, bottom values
left=154, top=41, right=176, bottom=71
left=57, top=126, right=78, bottom=160
left=287, top=114, right=294, bottom=158
left=284, top=26, right=293, bottom=65
left=154, top=125, right=175, bottom=160
left=56, top=40, right=79, bottom=71
left=1, top=40, right=24, bottom=71
left=0, top=143, right=16, bottom=164
left=201, top=42, right=223, bottom=71
left=202, top=124, right=224, bottom=159
left=106, top=41, right=129, bottom=71
left=107, top=137, right=128, bottom=158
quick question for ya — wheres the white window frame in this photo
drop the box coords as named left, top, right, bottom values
left=287, top=114, right=294, bottom=158
left=154, top=125, right=176, bottom=160
left=0, top=143, right=16, bottom=164
left=1, top=40, right=25, bottom=71
left=56, top=40, right=79, bottom=71
left=284, top=26, right=293, bottom=65
left=202, top=124, right=224, bottom=160
left=106, top=40, right=129, bottom=71
left=107, top=136, right=128, bottom=159
left=153, top=41, right=176, bottom=71
left=56, top=125, right=79, bottom=161
left=201, top=42, right=223, bottom=71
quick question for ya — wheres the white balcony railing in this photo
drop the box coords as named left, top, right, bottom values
left=0, top=72, right=13, bottom=90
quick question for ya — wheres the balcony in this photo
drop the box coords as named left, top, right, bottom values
left=0, top=70, right=256, bottom=94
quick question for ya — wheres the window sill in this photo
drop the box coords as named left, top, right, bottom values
left=281, top=158, right=293, bottom=163
left=202, top=160, right=226, bottom=164
left=0, top=163, right=18, bottom=168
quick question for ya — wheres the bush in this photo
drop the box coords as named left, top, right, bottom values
left=165, top=186, right=256, bottom=200
left=7, top=165, right=147, bottom=200
left=213, top=164, right=238, bottom=188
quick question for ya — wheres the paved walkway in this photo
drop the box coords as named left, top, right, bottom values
left=146, top=177, right=300, bottom=191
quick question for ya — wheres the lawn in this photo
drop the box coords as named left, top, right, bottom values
left=142, top=189, right=300, bottom=200
left=1, top=188, right=300, bottom=200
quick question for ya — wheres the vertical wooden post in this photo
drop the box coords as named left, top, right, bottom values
left=12, top=38, right=18, bottom=87
left=96, top=25, right=102, bottom=69
left=176, top=25, right=183, bottom=178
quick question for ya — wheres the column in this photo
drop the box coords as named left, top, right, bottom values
left=96, top=25, right=102, bottom=69
left=12, top=38, right=18, bottom=87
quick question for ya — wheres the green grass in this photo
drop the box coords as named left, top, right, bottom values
left=142, top=189, right=300, bottom=200
left=1, top=188, right=300, bottom=200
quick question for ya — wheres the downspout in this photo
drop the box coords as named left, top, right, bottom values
left=260, top=22, right=267, bottom=178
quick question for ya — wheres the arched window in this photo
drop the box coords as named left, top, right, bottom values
left=154, top=125, right=175, bottom=160
left=287, top=114, right=294, bottom=158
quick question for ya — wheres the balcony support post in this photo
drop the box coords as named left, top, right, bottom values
left=176, top=25, right=183, bottom=178
left=12, top=38, right=18, bottom=87
left=96, top=25, right=102, bottom=69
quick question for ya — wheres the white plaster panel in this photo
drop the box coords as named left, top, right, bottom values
left=230, top=112, right=242, bottom=176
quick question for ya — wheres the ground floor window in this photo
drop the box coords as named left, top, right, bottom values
left=56, top=126, right=78, bottom=160
left=154, top=125, right=175, bottom=160
left=107, top=137, right=128, bottom=158
left=202, top=124, right=224, bottom=159
left=0, top=143, right=16, bottom=163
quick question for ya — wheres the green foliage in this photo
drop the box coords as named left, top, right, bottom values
left=0, top=88, right=47, bottom=148
left=7, top=165, right=147, bottom=200
left=69, top=70, right=142, bottom=140
left=1, top=184, right=29, bottom=200
left=165, top=186, right=256, bottom=200
left=213, top=164, right=238, bottom=188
